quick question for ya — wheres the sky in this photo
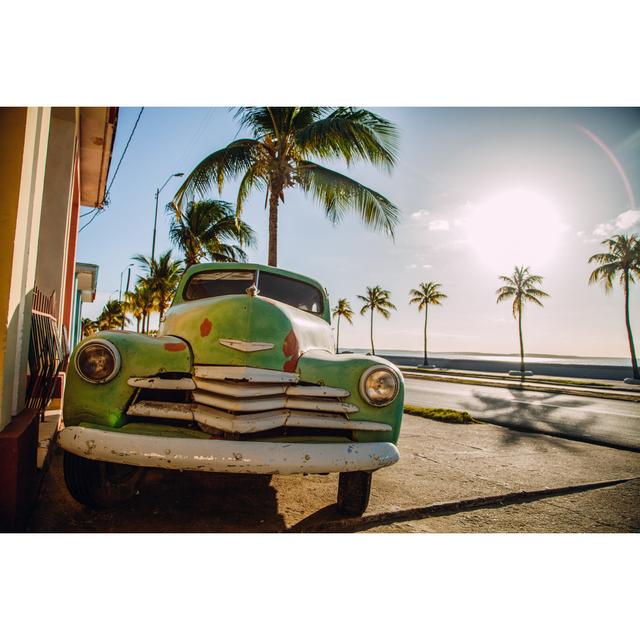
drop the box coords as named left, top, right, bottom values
left=77, top=107, right=640, bottom=358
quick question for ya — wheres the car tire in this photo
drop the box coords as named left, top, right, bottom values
left=337, top=471, right=372, bottom=516
left=63, top=451, right=145, bottom=508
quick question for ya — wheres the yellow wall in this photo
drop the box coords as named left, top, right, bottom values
left=0, top=108, right=27, bottom=426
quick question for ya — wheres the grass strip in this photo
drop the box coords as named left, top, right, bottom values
left=404, top=404, right=475, bottom=423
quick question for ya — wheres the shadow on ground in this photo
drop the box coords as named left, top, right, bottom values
left=30, top=448, right=288, bottom=532
left=467, top=387, right=617, bottom=450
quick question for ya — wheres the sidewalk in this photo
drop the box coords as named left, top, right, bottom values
left=400, top=366, right=640, bottom=402
left=29, top=415, right=640, bottom=533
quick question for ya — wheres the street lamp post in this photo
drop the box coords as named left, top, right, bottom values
left=151, top=172, right=184, bottom=262
left=119, top=263, right=134, bottom=329
left=119, top=263, right=134, bottom=301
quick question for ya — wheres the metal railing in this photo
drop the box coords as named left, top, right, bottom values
left=25, top=287, right=69, bottom=416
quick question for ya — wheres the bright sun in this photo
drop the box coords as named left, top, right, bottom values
left=465, top=188, right=565, bottom=272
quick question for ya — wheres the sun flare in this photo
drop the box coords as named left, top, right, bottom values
left=465, top=189, right=565, bottom=271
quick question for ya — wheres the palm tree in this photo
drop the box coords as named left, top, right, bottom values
left=172, top=107, right=399, bottom=266
left=133, top=250, right=182, bottom=324
left=81, top=318, right=97, bottom=338
left=123, top=285, right=154, bottom=333
left=588, top=233, right=640, bottom=380
left=137, top=282, right=157, bottom=334
left=332, top=298, right=354, bottom=354
left=496, top=266, right=549, bottom=375
left=96, top=300, right=128, bottom=331
left=123, top=289, right=142, bottom=333
left=358, top=286, right=396, bottom=356
left=166, top=199, right=256, bottom=267
left=409, top=282, right=447, bottom=367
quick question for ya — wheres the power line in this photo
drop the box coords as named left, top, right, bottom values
left=78, top=208, right=102, bottom=233
left=79, top=107, right=145, bottom=233
left=105, top=107, right=144, bottom=195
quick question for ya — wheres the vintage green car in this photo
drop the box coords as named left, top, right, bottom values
left=59, top=263, right=403, bottom=516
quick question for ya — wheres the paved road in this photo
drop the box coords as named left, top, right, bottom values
left=404, top=377, right=640, bottom=451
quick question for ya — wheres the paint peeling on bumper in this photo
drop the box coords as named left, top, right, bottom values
left=58, top=426, right=400, bottom=474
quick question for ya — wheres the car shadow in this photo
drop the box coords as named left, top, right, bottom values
left=29, top=448, right=288, bottom=533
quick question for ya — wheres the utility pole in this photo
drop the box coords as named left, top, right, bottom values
left=151, top=172, right=184, bottom=262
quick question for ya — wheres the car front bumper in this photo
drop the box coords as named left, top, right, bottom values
left=58, top=426, right=400, bottom=475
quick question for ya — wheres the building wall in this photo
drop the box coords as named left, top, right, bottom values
left=62, top=156, right=81, bottom=334
left=34, top=108, right=78, bottom=323
left=0, top=108, right=27, bottom=428
left=0, top=107, right=51, bottom=428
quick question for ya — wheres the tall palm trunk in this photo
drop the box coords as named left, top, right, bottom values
left=336, top=315, right=341, bottom=354
left=423, top=305, right=429, bottom=366
left=136, top=317, right=140, bottom=333
left=370, top=309, right=375, bottom=355
left=624, top=271, right=639, bottom=379
left=518, top=302, right=525, bottom=374
left=268, top=187, right=279, bottom=267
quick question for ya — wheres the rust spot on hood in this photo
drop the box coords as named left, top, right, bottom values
left=164, top=342, right=186, bottom=352
left=200, top=318, right=212, bottom=337
left=282, top=329, right=300, bottom=373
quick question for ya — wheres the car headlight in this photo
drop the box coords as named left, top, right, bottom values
left=75, top=339, right=121, bottom=384
left=359, top=365, right=400, bottom=406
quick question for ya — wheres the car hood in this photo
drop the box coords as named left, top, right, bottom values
left=159, top=294, right=334, bottom=372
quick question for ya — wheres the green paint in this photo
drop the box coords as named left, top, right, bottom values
left=64, top=263, right=404, bottom=445
left=64, top=332, right=191, bottom=428
left=297, top=350, right=404, bottom=444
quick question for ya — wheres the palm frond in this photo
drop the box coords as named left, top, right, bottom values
left=236, top=164, right=265, bottom=217
left=523, top=293, right=545, bottom=307
left=295, top=108, right=398, bottom=169
left=588, top=234, right=640, bottom=291
left=297, top=160, right=399, bottom=237
left=166, top=199, right=255, bottom=267
left=525, top=287, right=549, bottom=299
left=172, top=139, right=262, bottom=212
left=332, top=298, right=354, bottom=323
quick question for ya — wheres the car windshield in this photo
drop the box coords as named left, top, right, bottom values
left=183, top=269, right=324, bottom=316
left=184, top=270, right=256, bottom=300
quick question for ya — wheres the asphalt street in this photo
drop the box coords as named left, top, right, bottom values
left=404, top=377, right=640, bottom=451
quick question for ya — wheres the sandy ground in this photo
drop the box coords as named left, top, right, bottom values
left=28, top=415, right=640, bottom=533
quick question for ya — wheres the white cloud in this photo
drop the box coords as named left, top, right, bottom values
left=616, top=209, right=640, bottom=230
left=593, top=222, right=615, bottom=237
left=584, top=209, right=640, bottom=241
left=428, top=219, right=450, bottom=231
left=422, top=264, right=432, bottom=269
left=410, top=209, right=430, bottom=219
left=405, top=264, right=418, bottom=270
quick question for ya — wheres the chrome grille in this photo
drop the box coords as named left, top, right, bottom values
left=126, top=365, right=391, bottom=435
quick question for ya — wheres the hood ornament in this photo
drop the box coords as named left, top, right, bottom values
left=246, top=283, right=259, bottom=297
left=219, top=339, right=274, bottom=352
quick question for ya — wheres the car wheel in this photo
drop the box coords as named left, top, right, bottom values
left=337, top=471, right=372, bottom=516
left=63, top=451, right=145, bottom=508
